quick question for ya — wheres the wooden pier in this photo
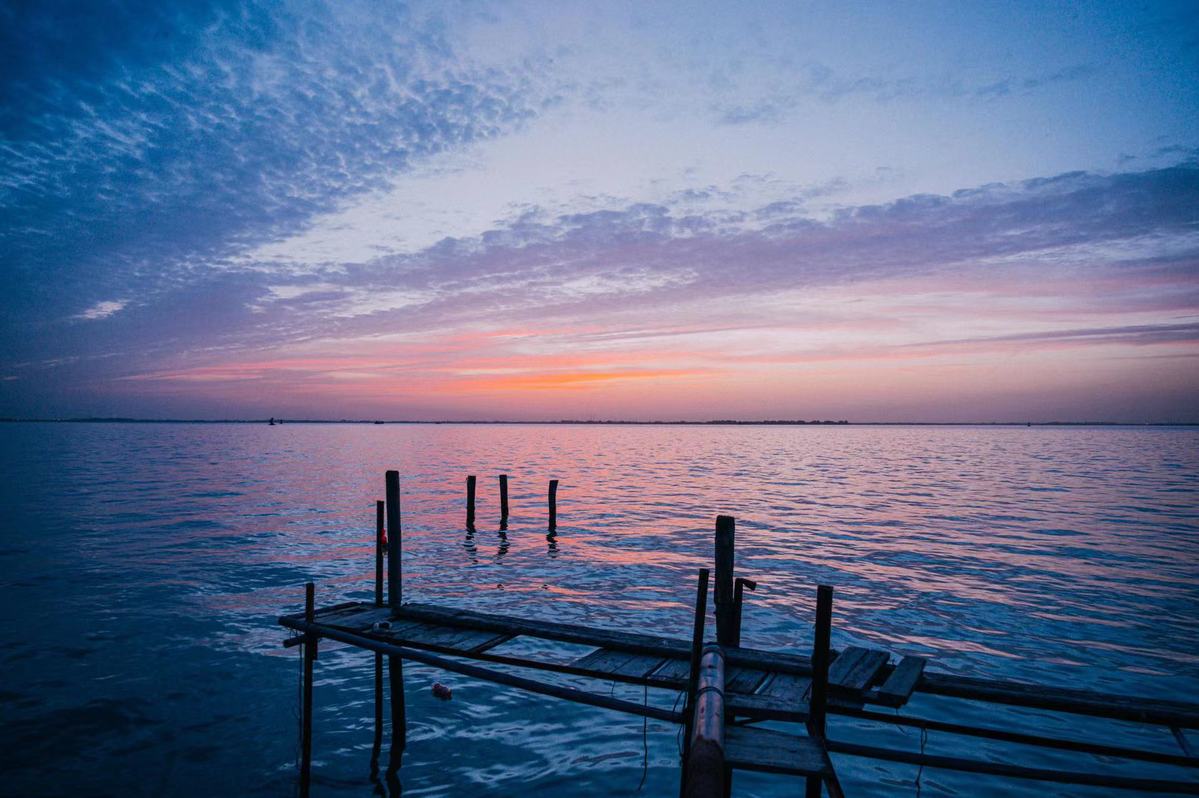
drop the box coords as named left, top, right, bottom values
left=279, top=470, right=1199, bottom=795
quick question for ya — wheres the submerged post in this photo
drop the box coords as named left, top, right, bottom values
left=714, top=516, right=735, bottom=646
left=548, top=479, right=559, bottom=530
left=374, top=500, right=385, bottom=607
left=301, top=582, right=316, bottom=795
left=385, top=471, right=401, bottom=609
left=499, top=474, right=509, bottom=526
left=466, top=475, right=477, bottom=529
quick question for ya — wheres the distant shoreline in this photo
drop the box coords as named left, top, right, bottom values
left=2, top=418, right=1197, bottom=427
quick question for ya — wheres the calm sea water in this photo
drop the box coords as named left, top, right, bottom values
left=1, top=422, right=1197, bottom=797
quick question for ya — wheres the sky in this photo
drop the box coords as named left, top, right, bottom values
left=1, top=0, right=1197, bottom=422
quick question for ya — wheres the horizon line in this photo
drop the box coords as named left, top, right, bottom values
left=2, top=417, right=1197, bottom=427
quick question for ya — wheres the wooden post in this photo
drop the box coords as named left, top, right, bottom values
left=714, top=516, right=735, bottom=646
left=371, top=499, right=385, bottom=776
left=301, top=582, right=316, bottom=796
left=385, top=471, right=401, bottom=609
left=680, top=568, right=710, bottom=798
left=684, top=644, right=727, bottom=798
left=499, top=474, right=509, bottom=526
left=383, top=471, right=406, bottom=771
left=466, top=475, right=476, bottom=529
left=806, top=584, right=834, bottom=798
left=374, top=500, right=385, bottom=607
left=731, top=577, right=756, bottom=648
left=548, top=479, right=558, bottom=530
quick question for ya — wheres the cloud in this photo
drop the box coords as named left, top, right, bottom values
left=1, top=0, right=544, bottom=345
left=75, top=300, right=128, bottom=321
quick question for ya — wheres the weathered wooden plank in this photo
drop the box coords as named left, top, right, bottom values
left=325, top=606, right=396, bottom=632
left=381, top=603, right=1199, bottom=728
left=876, top=656, right=926, bottom=707
left=725, top=667, right=769, bottom=695
left=573, top=647, right=645, bottom=673
left=725, top=692, right=808, bottom=721
left=285, top=616, right=684, bottom=724
left=613, top=654, right=669, bottom=678
left=469, top=633, right=515, bottom=654
left=649, top=657, right=692, bottom=684
left=826, top=647, right=868, bottom=685
left=724, top=726, right=830, bottom=776
left=761, top=672, right=812, bottom=705
left=314, top=601, right=374, bottom=622
left=569, top=648, right=667, bottom=680
left=828, top=646, right=888, bottom=692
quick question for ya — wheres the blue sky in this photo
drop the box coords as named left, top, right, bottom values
left=2, top=1, right=1197, bottom=420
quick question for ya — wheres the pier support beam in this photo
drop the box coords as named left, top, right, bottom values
left=806, top=584, right=834, bottom=798
left=384, top=471, right=407, bottom=771
left=371, top=500, right=386, bottom=775
left=684, top=644, right=727, bottom=798
left=374, top=500, right=385, bottom=607
left=548, top=479, right=558, bottom=530
left=301, top=582, right=317, bottom=796
left=714, top=516, right=736, bottom=646
left=385, top=471, right=402, bottom=609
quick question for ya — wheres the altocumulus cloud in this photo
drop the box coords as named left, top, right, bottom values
left=1, top=0, right=544, bottom=348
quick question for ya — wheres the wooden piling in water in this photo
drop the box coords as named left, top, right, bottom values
left=374, top=500, right=384, bottom=607
left=548, top=479, right=558, bottom=530
left=385, top=472, right=401, bottom=609
left=714, top=516, right=735, bottom=646
left=499, top=474, right=509, bottom=526
left=806, top=584, right=834, bottom=798
left=732, top=577, right=756, bottom=648
left=681, top=568, right=710, bottom=797
left=466, top=475, right=476, bottom=529
left=383, top=471, right=406, bottom=771
left=371, top=500, right=385, bottom=774
left=301, top=582, right=316, bottom=796
left=684, top=644, right=726, bottom=798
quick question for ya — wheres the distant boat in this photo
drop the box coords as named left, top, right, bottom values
left=374, top=420, right=384, bottom=425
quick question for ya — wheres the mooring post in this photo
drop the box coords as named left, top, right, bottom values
left=499, top=474, right=509, bottom=526
left=806, top=584, right=834, bottom=798
left=548, top=479, right=558, bottom=530
left=385, top=471, right=401, bottom=609
left=466, top=474, right=477, bottom=529
left=384, top=471, right=406, bottom=771
left=714, top=516, right=736, bottom=646
left=731, top=577, right=757, bottom=648
left=374, top=500, right=385, bottom=607
left=301, top=582, right=316, bottom=796
left=684, top=644, right=727, bottom=798
left=680, top=568, right=710, bottom=798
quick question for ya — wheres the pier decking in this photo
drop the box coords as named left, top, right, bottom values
left=279, top=471, right=1199, bottom=795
